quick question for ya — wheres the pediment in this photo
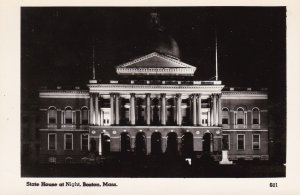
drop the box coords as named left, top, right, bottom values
left=116, top=52, right=196, bottom=76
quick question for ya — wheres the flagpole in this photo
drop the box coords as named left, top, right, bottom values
left=215, top=31, right=218, bottom=81
left=92, top=44, right=96, bottom=80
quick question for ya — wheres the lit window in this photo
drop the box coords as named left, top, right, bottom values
left=252, top=134, right=260, bottom=150
left=81, top=107, right=89, bottom=125
left=48, top=107, right=57, bottom=124
left=222, top=134, right=230, bottom=150
left=48, top=133, right=56, bottom=150
left=48, top=157, right=56, bottom=163
left=252, top=108, right=260, bottom=125
left=64, top=133, right=73, bottom=150
left=81, top=134, right=89, bottom=151
left=237, top=134, right=245, bottom=150
left=65, top=107, right=73, bottom=124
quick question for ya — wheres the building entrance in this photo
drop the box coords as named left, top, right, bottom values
left=151, top=132, right=162, bottom=155
left=203, top=132, right=212, bottom=154
left=182, top=132, right=193, bottom=157
left=135, top=132, right=146, bottom=155
left=166, top=132, right=178, bottom=156
left=101, top=133, right=110, bottom=155
left=121, top=132, right=131, bottom=153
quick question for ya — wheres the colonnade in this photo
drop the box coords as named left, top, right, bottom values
left=89, top=93, right=222, bottom=126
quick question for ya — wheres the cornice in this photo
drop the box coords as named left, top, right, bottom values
left=88, top=84, right=224, bottom=94
left=39, top=90, right=89, bottom=99
left=222, top=91, right=268, bottom=99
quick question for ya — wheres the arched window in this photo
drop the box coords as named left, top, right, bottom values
left=81, top=157, right=89, bottom=164
left=81, top=107, right=89, bottom=125
left=65, top=157, right=72, bottom=164
left=65, top=106, right=73, bottom=124
left=237, top=107, right=244, bottom=125
left=222, top=107, right=230, bottom=125
left=252, top=107, right=260, bottom=125
left=48, top=106, right=57, bottom=124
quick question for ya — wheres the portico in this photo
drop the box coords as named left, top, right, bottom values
left=87, top=52, right=224, bottom=158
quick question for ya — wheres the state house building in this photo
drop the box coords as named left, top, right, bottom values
left=38, top=13, right=269, bottom=164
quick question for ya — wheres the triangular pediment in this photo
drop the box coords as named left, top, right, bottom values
left=116, top=52, right=196, bottom=76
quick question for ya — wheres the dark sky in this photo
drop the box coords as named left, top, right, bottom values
left=21, top=7, right=286, bottom=90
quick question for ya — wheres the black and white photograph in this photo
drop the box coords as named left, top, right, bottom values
left=20, top=6, right=287, bottom=178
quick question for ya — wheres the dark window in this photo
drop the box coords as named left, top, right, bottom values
left=81, top=134, right=89, bottom=150
left=237, top=119, right=244, bottom=124
left=222, top=108, right=230, bottom=125
left=65, top=107, right=72, bottom=124
left=237, top=135, right=245, bottom=150
left=222, top=134, right=229, bottom=150
left=252, top=108, right=260, bottom=124
left=48, top=134, right=56, bottom=150
left=253, top=118, right=259, bottom=124
left=65, top=134, right=73, bottom=150
left=81, top=107, right=88, bottom=125
left=48, top=107, right=57, bottom=124
left=237, top=108, right=244, bottom=125
left=65, top=158, right=72, bottom=164
left=253, top=134, right=260, bottom=150
left=222, top=118, right=229, bottom=124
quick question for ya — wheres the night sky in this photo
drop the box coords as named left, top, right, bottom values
left=21, top=7, right=286, bottom=90
left=21, top=7, right=286, bottom=162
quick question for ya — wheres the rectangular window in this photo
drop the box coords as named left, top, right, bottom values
left=64, top=133, right=73, bottom=150
left=81, top=134, right=89, bottom=150
left=253, top=118, right=259, bottom=124
left=48, top=157, right=56, bottom=163
left=222, top=134, right=230, bottom=150
left=252, top=134, right=260, bottom=150
left=222, top=118, right=229, bottom=124
left=48, top=133, right=57, bottom=150
left=237, top=118, right=244, bottom=124
left=237, top=134, right=245, bottom=150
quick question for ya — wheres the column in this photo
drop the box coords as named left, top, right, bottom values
left=99, top=133, right=102, bottom=155
left=207, top=110, right=211, bottom=126
left=161, top=93, right=166, bottom=125
left=115, top=93, right=120, bottom=125
left=146, top=94, right=151, bottom=125
left=210, top=95, right=214, bottom=126
left=110, top=93, right=115, bottom=125
left=173, top=97, right=177, bottom=124
left=130, top=93, right=136, bottom=125
left=218, top=94, right=222, bottom=126
left=197, top=94, right=202, bottom=125
left=95, top=94, right=99, bottom=125
left=213, top=94, right=217, bottom=126
left=193, top=94, right=197, bottom=126
left=89, top=94, right=94, bottom=125
left=177, top=94, right=182, bottom=126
